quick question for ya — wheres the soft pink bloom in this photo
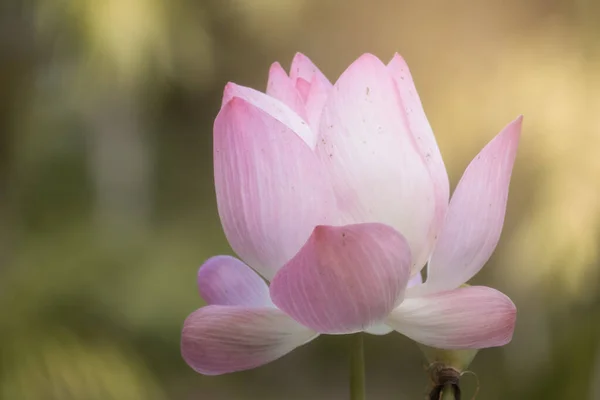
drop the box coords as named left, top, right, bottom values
left=181, top=53, right=520, bottom=375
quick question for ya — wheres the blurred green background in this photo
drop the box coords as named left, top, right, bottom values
left=1, top=0, right=600, bottom=399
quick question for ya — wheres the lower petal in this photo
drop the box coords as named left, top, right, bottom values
left=197, top=256, right=273, bottom=307
left=385, top=286, right=516, bottom=349
left=181, top=305, right=318, bottom=375
left=270, top=223, right=411, bottom=334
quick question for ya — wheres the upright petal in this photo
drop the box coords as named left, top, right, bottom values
left=317, top=53, right=436, bottom=272
left=266, top=62, right=308, bottom=121
left=221, top=83, right=315, bottom=148
left=214, top=97, right=335, bottom=280
left=270, top=223, right=411, bottom=334
left=420, top=117, right=522, bottom=294
left=197, top=256, right=273, bottom=307
left=303, top=75, right=331, bottom=134
left=182, top=305, right=318, bottom=375
left=386, top=286, right=516, bottom=349
left=289, top=52, right=332, bottom=89
left=387, top=53, right=449, bottom=246
left=295, top=78, right=311, bottom=102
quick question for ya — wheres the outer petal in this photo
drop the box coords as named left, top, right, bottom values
left=419, top=116, right=523, bottom=295
left=289, top=52, right=332, bottom=89
left=214, top=97, right=335, bottom=280
left=197, top=256, right=273, bottom=307
left=317, top=53, right=436, bottom=272
left=386, top=286, right=516, bottom=349
left=387, top=53, right=449, bottom=248
left=221, top=82, right=315, bottom=148
left=182, top=305, right=318, bottom=375
left=266, top=62, right=308, bottom=121
left=270, top=223, right=411, bottom=334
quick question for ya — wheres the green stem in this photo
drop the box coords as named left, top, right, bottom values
left=350, top=333, right=365, bottom=400
left=429, top=383, right=460, bottom=400
left=440, top=385, right=456, bottom=400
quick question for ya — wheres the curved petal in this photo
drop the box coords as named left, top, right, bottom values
left=214, top=97, right=335, bottom=280
left=387, top=53, right=449, bottom=247
left=289, top=52, right=332, bottom=89
left=266, top=62, right=308, bottom=121
left=221, top=82, right=315, bottom=148
left=386, top=286, right=516, bottom=349
left=182, top=305, right=318, bottom=375
left=420, top=116, right=522, bottom=294
left=197, top=256, right=273, bottom=307
left=316, top=53, right=436, bottom=272
left=270, top=223, right=411, bottom=334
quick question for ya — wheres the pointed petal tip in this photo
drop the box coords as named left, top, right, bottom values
left=223, top=81, right=238, bottom=97
left=269, top=61, right=285, bottom=73
left=290, top=52, right=318, bottom=77
left=268, top=62, right=289, bottom=83
left=332, top=54, right=386, bottom=84
left=352, top=53, right=385, bottom=67
left=221, top=82, right=237, bottom=107
left=221, top=82, right=251, bottom=109
left=388, top=52, right=405, bottom=63
left=292, top=52, right=308, bottom=63
left=357, top=52, right=381, bottom=61
left=500, top=115, right=524, bottom=141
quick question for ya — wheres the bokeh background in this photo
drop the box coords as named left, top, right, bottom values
left=1, top=0, right=600, bottom=399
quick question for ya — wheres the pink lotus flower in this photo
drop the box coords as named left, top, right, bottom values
left=181, top=53, right=520, bottom=375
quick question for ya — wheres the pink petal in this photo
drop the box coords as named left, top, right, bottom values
left=295, top=77, right=311, bottom=102
left=387, top=53, right=449, bottom=249
left=221, top=82, right=315, bottom=148
left=270, top=223, right=411, bottom=334
left=197, top=256, right=273, bottom=307
left=266, top=62, right=308, bottom=121
left=214, top=97, right=335, bottom=280
left=304, top=75, right=331, bottom=134
left=420, top=116, right=523, bottom=295
left=386, top=286, right=516, bottom=349
left=316, top=53, right=437, bottom=273
left=289, top=52, right=332, bottom=89
left=182, top=305, right=318, bottom=375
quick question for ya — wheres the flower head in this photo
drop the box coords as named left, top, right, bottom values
left=181, top=52, right=520, bottom=375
